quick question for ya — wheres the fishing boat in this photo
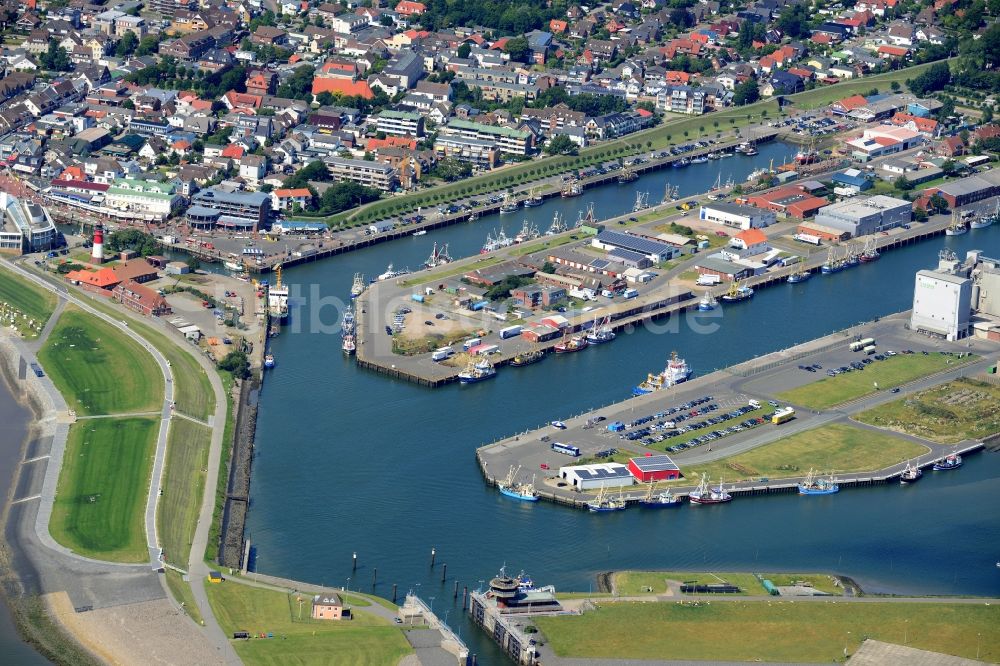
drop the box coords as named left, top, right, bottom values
left=554, top=332, right=588, bottom=353
left=498, top=466, right=539, bottom=502
left=932, top=454, right=962, bottom=471
left=341, top=334, right=356, bottom=355
left=561, top=180, right=582, bottom=198
left=546, top=211, right=568, bottom=235
left=672, top=157, right=691, bottom=168
left=638, top=483, right=682, bottom=508
left=787, top=269, right=811, bottom=283
left=617, top=165, right=638, bottom=183
left=859, top=237, right=880, bottom=263
left=945, top=211, right=968, bottom=236
left=587, top=485, right=628, bottom=512
left=350, top=273, right=366, bottom=299
left=268, top=264, right=289, bottom=321
left=742, top=146, right=759, bottom=156
left=707, top=151, right=721, bottom=160
left=697, top=293, right=718, bottom=311
left=224, top=260, right=243, bottom=272
left=688, top=475, right=732, bottom=505
left=499, top=192, right=520, bottom=214
left=468, top=211, right=479, bottom=221
left=514, top=219, right=541, bottom=243
left=899, top=461, right=923, bottom=484
left=821, top=248, right=846, bottom=275
left=341, top=305, right=355, bottom=335
left=798, top=469, right=839, bottom=495
left=632, top=191, right=649, bottom=212
left=523, top=188, right=544, bottom=207
left=719, top=281, right=754, bottom=302
left=264, top=353, right=275, bottom=368
left=663, top=182, right=679, bottom=203
left=412, top=229, right=427, bottom=236
left=632, top=352, right=691, bottom=395
left=509, top=348, right=545, bottom=367
left=585, top=316, right=616, bottom=344
left=690, top=155, right=709, bottom=164
left=376, top=263, right=410, bottom=281
left=422, top=242, right=452, bottom=269
left=458, top=357, right=497, bottom=384
left=971, top=202, right=998, bottom=229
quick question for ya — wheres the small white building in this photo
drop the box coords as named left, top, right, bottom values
left=910, top=270, right=972, bottom=340
left=699, top=202, right=776, bottom=230
left=179, top=324, right=202, bottom=341
left=558, top=463, right=635, bottom=490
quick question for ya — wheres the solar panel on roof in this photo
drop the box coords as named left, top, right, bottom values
left=597, top=231, right=672, bottom=256
left=589, top=258, right=610, bottom=269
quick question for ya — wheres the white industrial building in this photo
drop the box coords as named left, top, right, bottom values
left=699, top=202, right=776, bottom=230
left=0, top=192, right=57, bottom=254
left=910, top=260, right=973, bottom=341
left=558, top=463, right=635, bottom=490
left=814, top=195, right=911, bottom=238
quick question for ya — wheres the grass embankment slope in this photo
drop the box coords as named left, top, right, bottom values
left=0, top=265, right=56, bottom=337
left=857, top=378, right=1000, bottom=444
left=613, top=571, right=841, bottom=596
left=50, top=417, right=158, bottom=562
left=159, top=419, right=212, bottom=567
left=205, top=583, right=413, bottom=666
left=675, top=424, right=926, bottom=483
left=37, top=306, right=164, bottom=415
left=536, top=600, right=999, bottom=662
left=776, top=353, right=966, bottom=410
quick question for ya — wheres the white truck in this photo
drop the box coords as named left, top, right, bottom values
left=569, top=288, right=597, bottom=301
left=431, top=346, right=454, bottom=362
left=696, top=274, right=721, bottom=286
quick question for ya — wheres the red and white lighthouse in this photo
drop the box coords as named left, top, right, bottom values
left=91, top=223, right=104, bottom=264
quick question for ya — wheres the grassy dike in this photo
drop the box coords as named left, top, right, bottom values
left=0, top=265, right=56, bottom=337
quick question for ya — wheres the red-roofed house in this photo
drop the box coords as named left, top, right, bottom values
left=246, top=71, right=276, bottom=96
left=936, top=135, right=965, bottom=157
left=113, top=280, right=171, bottom=316
left=491, top=37, right=509, bottom=51
left=170, top=139, right=192, bottom=156
left=367, top=136, right=417, bottom=151
left=788, top=67, right=814, bottom=81
left=271, top=188, right=312, bottom=211
left=221, top=144, right=245, bottom=159
left=877, top=45, right=909, bottom=59
left=855, top=0, right=898, bottom=16
left=550, top=19, right=568, bottom=33
left=891, top=112, right=938, bottom=136
left=319, top=60, right=358, bottom=79
left=221, top=91, right=262, bottom=113
left=726, top=228, right=769, bottom=257
left=665, top=71, right=690, bottom=85
left=65, top=267, right=119, bottom=292
left=311, top=77, right=374, bottom=100
left=395, top=1, right=426, bottom=16
left=60, top=165, right=85, bottom=180
left=831, top=94, right=868, bottom=115
left=812, top=32, right=834, bottom=45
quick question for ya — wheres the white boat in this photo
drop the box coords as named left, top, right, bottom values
left=499, top=192, right=519, bottom=214
left=697, top=293, right=717, bottom=311
left=423, top=242, right=452, bottom=269
left=587, top=485, right=627, bottom=512
left=945, top=211, right=967, bottom=236
left=900, top=460, right=922, bottom=484
left=970, top=201, right=997, bottom=230
left=268, top=264, right=289, bottom=321
left=514, top=219, right=541, bottom=243
left=632, top=351, right=691, bottom=395
left=458, top=357, right=496, bottom=383
left=632, top=191, right=649, bottom=213
left=688, top=474, right=732, bottom=505
left=585, top=315, right=616, bottom=344
left=546, top=211, right=568, bottom=235
left=224, top=260, right=243, bottom=272
left=350, top=273, right=366, bottom=299
left=376, top=263, right=410, bottom=281
left=412, top=229, right=427, bottom=236
left=342, top=334, right=356, bottom=355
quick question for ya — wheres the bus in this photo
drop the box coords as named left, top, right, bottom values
left=551, top=442, right=581, bottom=457
left=772, top=408, right=795, bottom=425
left=863, top=345, right=877, bottom=355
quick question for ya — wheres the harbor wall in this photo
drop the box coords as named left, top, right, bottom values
left=218, top=378, right=258, bottom=569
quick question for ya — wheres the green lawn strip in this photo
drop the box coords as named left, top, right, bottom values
left=783, top=59, right=952, bottom=110
left=66, top=295, right=215, bottom=421
left=508, top=234, right=578, bottom=258
left=0, top=265, right=56, bottom=336
left=37, top=306, right=164, bottom=416
left=534, top=600, right=999, bottom=662
left=613, top=571, right=764, bottom=596
left=50, top=417, right=157, bottom=562
left=855, top=378, right=1000, bottom=444
left=675, top=424, right=927, bottom=484
left=165, top=569, right=204, bottom=626
left=204, top=582, right=412, bottom=666
left=398, top=255, right=503, bottom=287
left=159, top=419, right=212, bottom=568
left=775, top=353, right=967, bottom=410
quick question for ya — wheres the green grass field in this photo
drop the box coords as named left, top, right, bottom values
left=675, top=424, right=926, bottom=483
left=50, top=417, right=157, bottom=562
left=775, top=353, right=967, bottom=409
left=159, top=418, right=212, bottom=567
left=535, top=600, right=999, bottom=662
left=0, top=265, right=56, bottom=337
left=38, top=307, right=164, bottom=416
left=205, top=582, right=412, bottom=666
left=856, top=378, right=1000, bottom=444
left=613, top=571, right=765, bottom=596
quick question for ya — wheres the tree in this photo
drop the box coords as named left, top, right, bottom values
left=733, top=79, right=760, bottom=106
left=116, top=32, right=138, bottom=58
left=544, top=134, right=579, bottom=156
left=928, top=193, right=949, bottom=214
left=503, top=36, right=531, bottom=64
left=431, top=157, right=473, bottom=181
left=983, top=105, right=994, bottom=123
left=668, top=8, right=694, bottom=28
left=913, top=207, right=928, bottom=222
left=218, top=351, right=251, bottom=380
left=457, top=42, right=471, bottom=59
left=907, top=61, right=951, bottom=96
left=136, top=34, right=161, bottom=56
left=894, top=175, right=914, bottom=191
left=541, top=261, right=556, bottom=274
left=777, top=4, right=810, bottom=39
left=890, top=81, right=901, bottom=92
left=40, top=39, right=71, bottom=72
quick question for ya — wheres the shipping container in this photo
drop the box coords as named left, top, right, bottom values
left=499, top=325, right=522, bottom=339
left=431, top=347, right=454, bottom=361
left=468, top=300, right=489, bottom=312
left=411, top=293, right=425, bottom=303
left=462, top=337, right=482, bottom=351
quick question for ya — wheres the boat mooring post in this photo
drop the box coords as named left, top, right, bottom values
left=352, top=552, right=357, bottom=571
left=472, top=654, right=477, bottom=666
left=462, top=586, right=468, bottom=610
left=372, top=568, right=377, bottom=587
left=441, top=563, right=447, bottom=582
left=453, top=580, right=459, bottom=599
left=430, top=547, right=436, bottom=568
left=392, top=583, right=397, bottom=603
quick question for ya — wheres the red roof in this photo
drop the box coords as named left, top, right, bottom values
left=311, top=77, right=374, bottom=99
left=636, top=108, right=653, bottom=118
left=395, top=0, right=426, bottom=15
left=367, top=136, right=417, bottom=151
left=836, top=94, right=869, bottom=111
left=491, top=37, right=510, bottom=51
left=221, top=144, right=245, bottom=159
left=51, top=179, right=110, bottom=192
left=274, top=188, right=312, bottom=198
left=549, top=19, right=568, bottom=33
left=65, top=268, right=119, bottom=288
left=891, top=112, right=938, bottom=133
left=736, top=228, right=768, bottom=246
left=877, top=45, right=909, bottom=57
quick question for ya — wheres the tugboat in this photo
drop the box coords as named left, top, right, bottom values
left=688, top=475, right=732, bottom=505
left=587, top=485, right=628, bottom=512
left=698, top=293, right=718, bottom=311
left=458, top=357, right=497, bottom=384
left=945, top=211, right=968, bottom=236
left=899, top=461, right=923, bottom=484
left=633, top=352, right=691, bottom=395
left=497, top=466, right=539, bottom=502
left=350, top=273, right=366, bottom=299
left=341, top=334, right=356, bottom=355
left=264, top=353, right=275, bottom=369
left=787, top=269, right=811, bottom=283
left=554, top=332, right=588, bottom=354
left=509, top=348, right=546, bottom=367
left=585, top=316, right=616, bottom=344
left=932, top=454, right=962, bottom=471
left=797, top=469, right=840, bottom=495
left=638, top=483, right=682, bottom=508
left=720, top=281, right=754, bottom=303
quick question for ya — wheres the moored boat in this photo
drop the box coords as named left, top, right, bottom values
left=798, top=469, right=839, bottom=495
left=617, top=166, right=638, bottom=183
left=412, top=230, right=427, bottom=236
left=523, top=188, right=544, bottom=207
left=690, top=155, right=708, bottom=164
left=900, top=461, right=922, bottom=484
left=554, top=333, right=588, bottom=353
left=376, top=263, right=410, bottom=281
left=697, top=293, right=718, bottom=311
left=945, top=211, right=968, bottom=236
left=561, top=180, right=582, bottom=198
left=633, top=351, right=691, bottom=395
left=498, top=466, right=539, bottom=502
left=224, top=260, right=243, bottom=272
left=509, top=348, right=545, bottom=367
left=423, top=242, right=452, bottom=269
left=499, top=192, right=519, bottom=214
left=932, top=454, right=962, bottom=471
left=264, top=353, right=275, bottom=368
left=970, top=202, right=997, bottom=229
left=350, top=272, right=366, bottom=299
left=638, top=483, right=682, bottom=508
left=672, top=157, right=691, bottom=168
left=585, top=316, right=615, bottom=344
left=458, top=358, right=497, bottom=384
left=720, top=281, right=754, bottom=302
left=342, top=334, right=356, bottom=355
left=587, top=485, right=627, bottom=512
left=787, top=269, right=811, bottom=283
left=688, top=475, right=732, bottom=505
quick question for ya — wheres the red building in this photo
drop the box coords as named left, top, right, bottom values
left=747, top=186, right=829, bottom=219
left=628, top=455, right=681, bottom=482
left=112, top=280, right=171, bottom=316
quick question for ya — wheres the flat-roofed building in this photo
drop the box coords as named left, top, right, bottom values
left=375, top=110, right=424, bottom=137
left=189, top=188, right=270, bottom=230
left=104, top=178, right=183, bottom=221
left=558, top=462, right=635, bottom=490
left=628, top=455, right=680, bottom=482
left=747, top=186, right=829, bottom=219
left=0, top=193, right=57, bottom=254
left=439, top=119, right=532, bottom=156
left=592, top=230, right=681, bottom=263
left=921, top=170, right=1000, bottom=208
left=911, top=269, right=972, bottom=340
left=814, top=195, right=911, bottom=238
left=325, top=156, right=397, bottom=191
left=699, top=202, right=776, bottom=230
left=433, top=134, right=498, bottom=168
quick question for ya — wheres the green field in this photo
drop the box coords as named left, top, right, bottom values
left=38, top=307, right=164, bottom=415
left=50, top=417, right=157, bottom=562
left=675, top=424, right=926, bottom=483
left=0, top=265, right=56, bottom=337
left=159, top=419, right=212, bottom=567
left=205, top=582, right=412, bottom=666
left=613, top=571, right=764, bottom=596
left=535, top=600, right=999, bottom=662
left=856, top=378, right=1000, bottom=444
left=775, top=353, right=968, bottom=409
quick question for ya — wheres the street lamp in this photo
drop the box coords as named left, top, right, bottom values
left=903, top=619, right=909, bottom=645
left=346, top=577, right=351, bottom=592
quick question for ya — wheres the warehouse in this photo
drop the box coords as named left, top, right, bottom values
left=910, top=270, right=972, bottom=340
left=698, top=202, right=776, bottom=230
left=813, top=195, right=911, bottom=238
left=558, top=463, right=635, bottom=490
left=921, top=170, right=1000, bottom=208
left=592, top=230, right=680, bottom=263
left=628, top=455, right=681, bottom=482
left=747, top=186, right=828, bottom=219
